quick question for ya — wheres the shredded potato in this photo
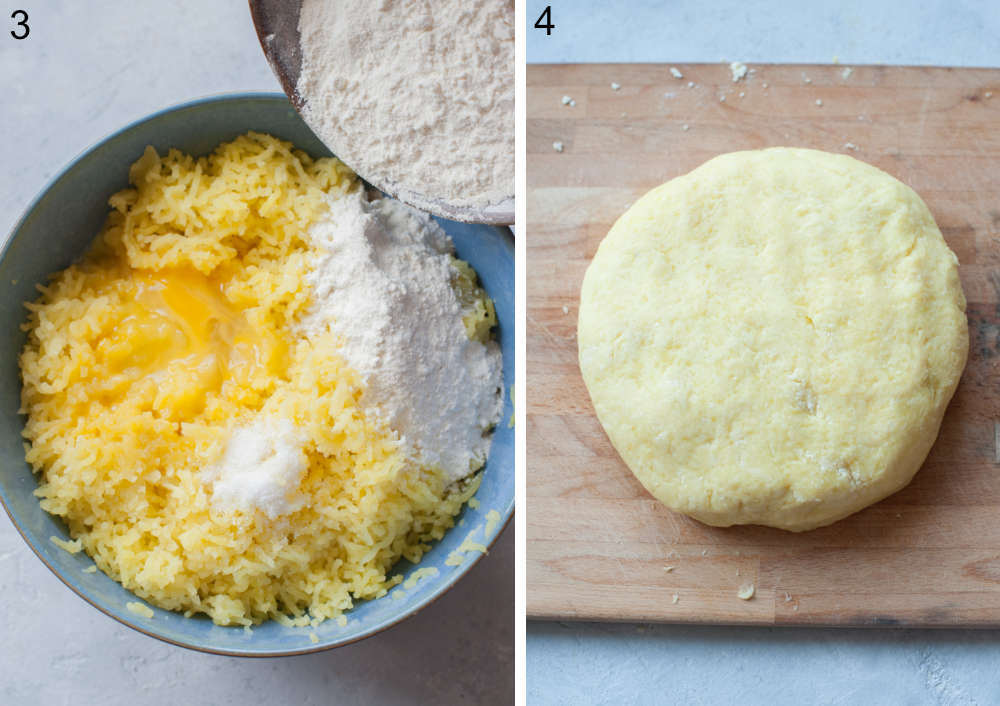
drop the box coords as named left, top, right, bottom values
left=20, top=133, right=482, bottom=626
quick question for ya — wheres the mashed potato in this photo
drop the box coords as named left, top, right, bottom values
left=19, top=133, right=491, bottom=626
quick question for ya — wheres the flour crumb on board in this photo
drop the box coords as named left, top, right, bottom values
left=841, top=67, right=854, bottom=80
left=670, top=67, right=683, bottom=79
left=682, top=124, right=690, bottom=131
left=611, top=82, right=621, bottom=91
left=737, top=584, right=755, bottom=600
left=701, top=549, right=708, bottom=556
left=719, top=95, right=726, bottom=102
left=663, top=92, right=676, bottom=99
left=762, top=82, right=769, bottom=89
left=672, top=594, right=680, bottom=604
left=687, top=81, right=695, bottom=88
left=784, top=592, right=793, bottom=602
left=739, top=92, right=745, bottom=98
left=802, top=73, right=812, bottom=83
left=816, top=99, right=823, bottom=106
left=552, top=141, right=564, bottom=153
left=844, top=142, right=859, bottom=151
left=986, top=91, right=993, bottom=99
left=664, top=565, right=675, bottom=572
left=729, top=61, right=748, bottom=82
left=561, top=95, right=576, bottom=107
left=562, top=305, right=569, bottom=314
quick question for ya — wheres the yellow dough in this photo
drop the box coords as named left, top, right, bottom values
left=578, top=148, right=968, bottom=531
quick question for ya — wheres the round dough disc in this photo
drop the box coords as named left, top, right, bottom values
left=578, top=148, right=968, bottom=531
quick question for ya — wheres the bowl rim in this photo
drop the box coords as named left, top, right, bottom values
left=0, top=91, right=515, bottom=657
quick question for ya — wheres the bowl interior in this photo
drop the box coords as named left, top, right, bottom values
left=0, top=94, right=514, bottom=655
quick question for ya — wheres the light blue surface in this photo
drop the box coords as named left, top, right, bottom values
left=529, top=623, right=1000, bottom=706
left=527, top=0, right=1000, bottom=66
left=528, top=2, right=1000, bottom=705
left=0, top=93, right=514, bottom=656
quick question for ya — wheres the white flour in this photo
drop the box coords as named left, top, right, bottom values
left=300, top=190, right=504, bottom=482
left=296, top=0, right=514, bottom=211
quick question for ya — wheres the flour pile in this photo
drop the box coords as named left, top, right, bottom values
left=301, top=190, right=504, bottom=481
left=296, top=0, right=514, bottom=212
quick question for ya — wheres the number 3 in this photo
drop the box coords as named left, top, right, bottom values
left=11, top=10, right=29, bottom=40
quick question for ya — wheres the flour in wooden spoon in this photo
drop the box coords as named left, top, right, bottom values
left=300, top=190, right=503, bottom=482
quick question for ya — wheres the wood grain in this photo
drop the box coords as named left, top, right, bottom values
left=527, top=63, right=1000, bottom=626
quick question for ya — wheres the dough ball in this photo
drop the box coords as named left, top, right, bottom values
left=578, top=148, right=968, bottom=531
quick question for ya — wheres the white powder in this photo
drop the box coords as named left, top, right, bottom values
left=729, top=61, right=748, bottom=82
left=300, top=190, right=504, bottom=482
left=296, top=0, right=514, bottom=212
left=203, top=418, right=309, bottom=519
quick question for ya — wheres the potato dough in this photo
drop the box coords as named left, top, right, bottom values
left=578, top=148, right=968, bottom=531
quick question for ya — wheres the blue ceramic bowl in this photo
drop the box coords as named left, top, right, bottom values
left=0, top=94, right=514, bottom=656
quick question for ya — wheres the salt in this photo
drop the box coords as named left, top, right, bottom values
left=203, top=418, right=308, bottom=519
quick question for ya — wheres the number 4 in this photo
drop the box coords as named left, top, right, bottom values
left=534, top=5, right=553, bottom=35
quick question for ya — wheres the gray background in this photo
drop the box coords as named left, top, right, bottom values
left=0, top=2, right=512, bottom=704
left=528, top=1, right=1000, bottom=704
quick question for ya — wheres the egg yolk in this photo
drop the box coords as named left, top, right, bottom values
left=94, top=267, right=286, bottom=418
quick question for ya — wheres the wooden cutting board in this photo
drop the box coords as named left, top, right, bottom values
left=527, top=63, right=1000, bottom=626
